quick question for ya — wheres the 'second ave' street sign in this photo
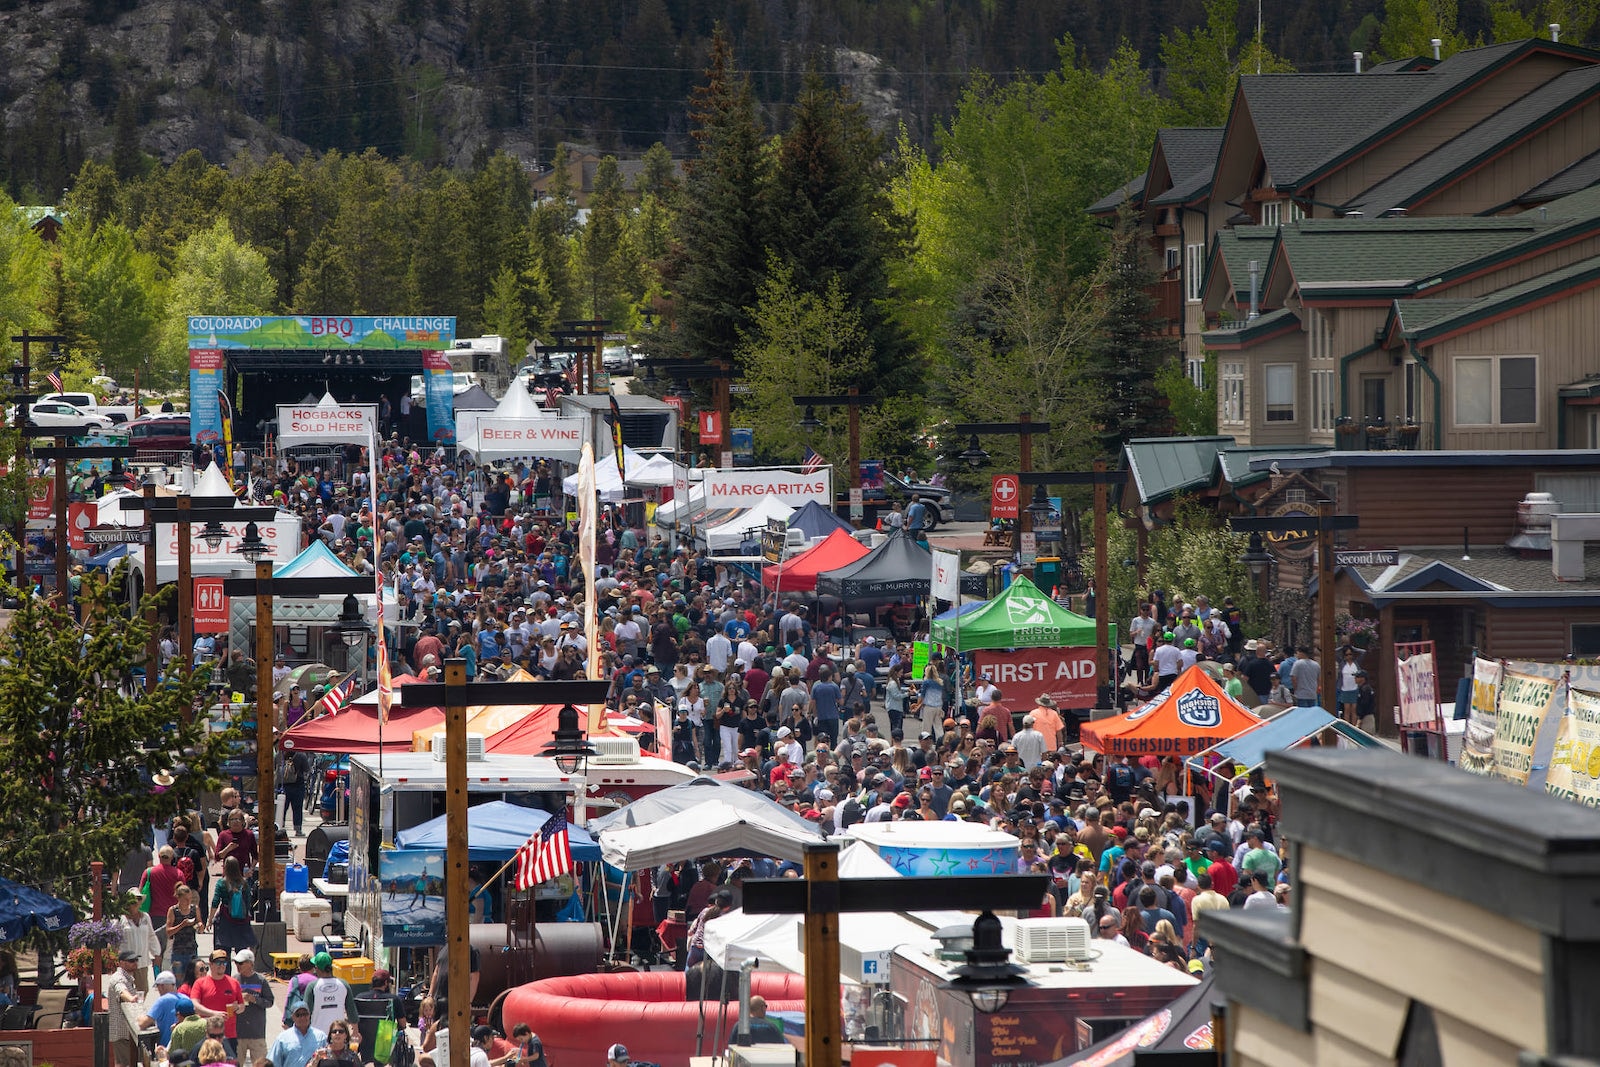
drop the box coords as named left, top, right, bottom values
left=84, top=526, right=153, bottom=545
left=1333, top=549, right=1399, bottom=567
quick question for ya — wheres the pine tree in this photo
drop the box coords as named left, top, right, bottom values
left=0, top=569, right=226, bottom=911
left=1087, top=204, right=1178, bottom=457
left=663, top=28, right=772, bottom=366
left=768, top=70, right=913, bottom=392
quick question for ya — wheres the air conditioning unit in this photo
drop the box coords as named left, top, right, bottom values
left=588, top=735, right=642, bottom=765
left=1013, top=917, right=1092, bottom=963
left=431, top=732, right=486, bottom=761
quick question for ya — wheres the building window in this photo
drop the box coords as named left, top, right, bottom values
left=1221, top=362, right=1244, bottom=424
left=1454, top=355, right=1537, bottom=426
left=1307, top=309, right=1334, bottom=363
left=1288, top=201, right=1305, bottom=223
left=1311, top=368, right=1335, bottom=431
left=1260, top=201, right=1281, bottom=227
left=1264, top=364, right=1295, bottom=422
left=1574, top=624, right=1600, bottom=657
left=1187, top=358, right=1206, bottom=388
left=1165, top=246, right=1180, bottom=273
left=1185, top=243, right=1205, bottom=303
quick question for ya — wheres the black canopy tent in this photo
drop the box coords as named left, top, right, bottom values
left=815, top=529, right=934, bottom=601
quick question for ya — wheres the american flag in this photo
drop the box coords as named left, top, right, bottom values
left=45, top=371, right=62, bottom=392
left=314, top=672, right=359, bottom=717
left=513, top=811, right=574, bottom=889
left=802, top=446, right=824, bottom=474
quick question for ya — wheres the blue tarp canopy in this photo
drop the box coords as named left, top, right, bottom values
left=0, top=877, right=76, bottom=942
left=932, top=600, right=987, bottom=622
left=392, top=801, right=601, bottom=862
left=85, top=544, right=131, bottom=569
left=1184, top=705, right=1384, bottom=780
left=787, top=500, right=855, bottom=540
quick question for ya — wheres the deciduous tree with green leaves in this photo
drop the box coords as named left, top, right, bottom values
left=0, top=568, right=227, bottom=912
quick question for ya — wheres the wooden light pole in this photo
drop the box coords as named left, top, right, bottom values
left=953, top=418, right=1052, bottom=550
left=8, top=332, right=65, bottom=593
left=793, top=390, right=873, bottom=517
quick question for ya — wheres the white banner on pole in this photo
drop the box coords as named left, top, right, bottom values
left=932, top=548, right=961, bottom=603
left=276, top=404, right=377, bottom=447
left=701, top=467, right=832, bottom=507
left=471, top=417, right=588, bottom=462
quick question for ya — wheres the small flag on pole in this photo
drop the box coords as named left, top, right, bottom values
left=513, top=811, right=575, bottom=889
left=802, top=446, right=824, bottom=474
left=314, top=672, right=359, bottom=717
left=45, top=371, right=62, bottom=393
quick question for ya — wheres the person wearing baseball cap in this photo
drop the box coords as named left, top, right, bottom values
left=306, top=951, right=357, bottom=1036
left=268, top=1000, right=323, bottom=1067
left=107, top=950, right=143, bottom=1067
left=606, top=1044, right=632, bottom=1066
left=233, top=948, right=274, bottom=1067
left=191, top=949, right=244, bottom=1043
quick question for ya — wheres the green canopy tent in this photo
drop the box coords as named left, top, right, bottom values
left=930, top=575, right=1099, bottom=652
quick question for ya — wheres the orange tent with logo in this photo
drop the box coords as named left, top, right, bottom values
left=1080, top=664, right=1263, bottom=758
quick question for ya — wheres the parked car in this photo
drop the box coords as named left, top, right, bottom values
left=880, top=470, right=955, bottom=530
left=36, top=392, right=140, bottom=424
left=601, top=345, right=634, bottom=374
left=9, top=401, right=113, bottom=434
left=126, top=413, right=191, bottom=454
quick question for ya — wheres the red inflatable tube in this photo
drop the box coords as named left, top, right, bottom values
left=501, top=970, right=807, bottom=1066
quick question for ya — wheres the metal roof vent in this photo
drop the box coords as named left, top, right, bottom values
left=1506, top=492, right=1559, bottom=555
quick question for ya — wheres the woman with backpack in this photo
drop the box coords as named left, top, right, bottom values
left=208, top=857, right=257, bottom=953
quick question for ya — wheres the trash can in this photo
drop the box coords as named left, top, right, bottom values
left=354, top=992, right=395, bottom=1062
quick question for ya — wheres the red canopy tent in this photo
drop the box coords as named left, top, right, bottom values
left=279, top=675, right=440, bottom=754
left=760, top=528, right=869, bottom=592
left=1080, top=664, right=1263, bottom=758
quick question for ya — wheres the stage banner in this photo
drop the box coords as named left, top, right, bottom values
left=932, top=549, right=961, bottom=604
left=423, top=350, right=454, bottom=444
left=276, top=404, right=377, bottom=448
left=1395, top=648, right=1440, bottom=726
left=1458, top=657, right=1502, bottom=777
left=187, top=315, right=455, bottom=350
left=1546, top=686, right=1600, bottom=808
left=1492, top=669, right=1560, bottom=785
left=971, top=647, right=1098, bottom=710
left=702, top=467, right=832, bottom=507
left=189, top=348, right=225, bottom=445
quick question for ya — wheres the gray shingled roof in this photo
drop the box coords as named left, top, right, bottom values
left=1241, top=75, right=1423, bottom=186
left=1210, top=226, right=1279, bottom=302
left=1350, top=548, right=1600, bottom=593
left=1517, top=148, right=1600, bottom=203
left=1397, top=252, right=1600, bottom=338
left=1146, top=128, right=1223, bottom=206
left=1347, top=64, right=1600, bottom=214
left=1201, top=305, right=1299, bottom=346
left=1087, top=174, right=1146, bottom=216
left=1276, top=217, right=1545, bottom=292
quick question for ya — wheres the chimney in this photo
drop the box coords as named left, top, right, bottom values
left=1551, top=22, right=1561, bottom=41
left=1551, top=513, right=1600, bottom=580
left=1506, top=492, right=1558, bottom=556
left=1248, top=260, right=1260, bottom=321
left=1354, top=51, right=1364, bottom=73
left=1431, top=38, right=1442, bottom=60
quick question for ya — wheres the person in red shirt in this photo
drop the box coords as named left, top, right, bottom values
left=190, top=949, right=244, bottom=1040
left=145, top=847, right=187, bottom=951
left=1203, top=839, right=1238, bottom=900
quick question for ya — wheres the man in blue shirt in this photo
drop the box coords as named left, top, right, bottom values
left=809, top=666, right=843, bottom=746
left=905, top=496, right=929, bottom=545
left=137, top=978, right=190, bottom=1045
left=267, top=1002, right=325, bottom=1067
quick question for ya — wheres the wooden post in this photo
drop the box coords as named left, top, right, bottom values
left=254, top=560, right=277, bottom=902
left=803, top=842, right=842, bottom=1067
left=444, top=658, right=470, bottom=1067
left=53, top=435, right=67, bottom=604
left=1318, top=505, right=1337, bottom=710
left=846, top=386, right=860, bottom=496
left=177, top=493, right=193, bottom=684
left=91, top=860, right=103, bottom=1012
left=144, top=480, right=158, bottom=692
left=12, top=341, right=28, bottom=595
left=1093, top=459, right=1110, bottom=698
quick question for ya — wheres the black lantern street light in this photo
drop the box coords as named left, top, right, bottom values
left=542, top=703, right=598, bottom=775
left=940, top=910, right=1032, bottom=1014
left=1240, top=530, right=1275, bottom=617
left=958, top=434, right=991, bottom=469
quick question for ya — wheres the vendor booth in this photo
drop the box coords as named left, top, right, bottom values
left=843, top=819, right=1021, bottom=875
left=1080, top=664, right=1263, bottom=757
left=930, top=575, right=1104, bottom=710
left=560, top=445, right=674, bottom=501
left=588, top=773, right=819, bottom=835
left=597, top=799, right=825, bottom=869
left=228, top=540, right=400, bottom=663
left=1184, top=704, right=1383, bottom=783
left=816, top=529, right=934, bottom=600
left=1051, top=974, right=1217, bottom=1066
left=761, top=527, right=869, bottom=592
left=702, top=495, right=794, bottom=552
left=786, top=499, right=855, bottom=540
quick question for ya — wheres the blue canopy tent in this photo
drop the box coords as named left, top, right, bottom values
left=84, top=543, right=131, bottom=569
left=787, top=500, right=855, bottom=540
left=392, top=801, right=601, bottom=862
left=0, top=877, right=76, bottom=942
left=1184, top=705, right=1384, bottom=783
left=932, top=600, right=987, bottom=623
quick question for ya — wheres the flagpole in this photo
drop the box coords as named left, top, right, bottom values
left=370, top=423, right=386, bottom=781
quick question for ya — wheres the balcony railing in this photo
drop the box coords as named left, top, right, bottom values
left=1334, top=417, right=1428, bottom=450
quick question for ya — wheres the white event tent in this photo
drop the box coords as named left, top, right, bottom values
left=703, top=495, right=794, bottom=551
left=597, top=799, right=824, bottom=869
left=561, top=446, right=675, bottom=500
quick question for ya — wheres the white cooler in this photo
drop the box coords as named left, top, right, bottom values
left=295, top=899, right=332, bottom=941
left=278, top=892, right=314, bottom=921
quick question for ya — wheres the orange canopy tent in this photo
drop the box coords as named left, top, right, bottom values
left=761, top=528, right=870, bottom=592
left=1080, top=664, right=1263, bottom=758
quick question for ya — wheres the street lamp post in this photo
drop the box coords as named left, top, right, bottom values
left=641, top=360, right=735, bottom=463
left=791, top=388, right=871, bottom=518
left=952, top=416, right=1051, bottom=550
left=8, top=332, right=66, bottom=594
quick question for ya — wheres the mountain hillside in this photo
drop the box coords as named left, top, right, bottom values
left=0, top=0, right=1531, bottom=198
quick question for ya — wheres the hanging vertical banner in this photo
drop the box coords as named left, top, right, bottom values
left=423, top=349, right=455, bottom=445
left=189, top=349, right=225, bottom=446
left=1458, top=658, right=1502, bottom=776
left=699, top=409, right=723, bottom=445
left=1394, top=647, right=1440, bottom=726
left=932, top=549, right=961, bottom=604
left=577, top=443, right=602, bottom=734
left=194, top=577, right=229, bottom=633
left=1492, top=669, right=1559, bottom=785
left=1546, top=685, right=1600, bottom=807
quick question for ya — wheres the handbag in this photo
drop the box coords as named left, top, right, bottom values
left=374, top=1003, right=397, bottom=1064
left=139, top=869, right=153, bottom=913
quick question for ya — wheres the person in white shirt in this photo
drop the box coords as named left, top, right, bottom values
left=1012, top=715, right=1047, bottom=768
left=1151, top=634, right=1183, bottom=686
left=736, top=637, right=759, bottom=670
left=469, top=1025, right=495, bottom=1067
left=705, top=631, right=733, bottom=673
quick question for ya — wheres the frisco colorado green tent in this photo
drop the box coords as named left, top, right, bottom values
left=930, top=575, right=1098, bottom=652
